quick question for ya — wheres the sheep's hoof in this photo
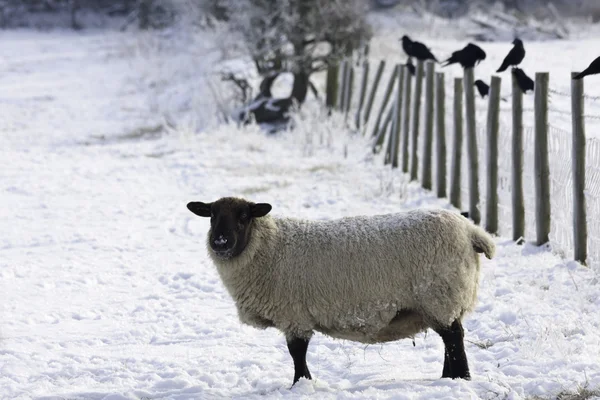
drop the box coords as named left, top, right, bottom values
left=441, top=371, right=471, bottom=380
left=291, top=370, right=312, bottom=388
left=449, top=373, right=471, bottom=381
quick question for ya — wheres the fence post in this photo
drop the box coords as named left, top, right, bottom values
left=371, top=65, right=400, bottom=138
left=384, top=104, right=395, bottom=163
left=410, top=59, right=424, bottom=181
left=464, top=67, right=480, bottom=224
left=375, top=105, right=394, bottom=155
left=401, top=66, right=413, bottom=173
left=391, top=66, right=405, bottom=168
left=338, top=60, right=349, bottom=112
left=450, top=78, right=463, bottom=209
left=345, top=63, right=355, bottom=116
left=363, top=60, right=385, bottom=129
left=326, top=64, right=339, bottom=110
left=355, top=61, right=369, bottom=129
left=534, top=72, right=550, bottom=245
left=421, top=61, right=435, bottom=190
left=512, top=71, right=525, bottom=243
left=436, top=72, right=447, bottom=198
left=486, top=76, right=501, bottom=235
left=571, top=71, right=587, bottom=264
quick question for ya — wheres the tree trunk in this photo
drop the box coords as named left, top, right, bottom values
left=138, top=0, right=151, bottom=30
left=70, top=0, right=81, bottom=30
left=291, top=71, right=310, bottom=105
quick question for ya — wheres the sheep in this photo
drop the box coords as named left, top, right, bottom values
left=186, top=196, right=495, bottom=386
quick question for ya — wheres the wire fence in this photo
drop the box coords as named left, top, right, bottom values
left=329, top=57, right=600, bottom=271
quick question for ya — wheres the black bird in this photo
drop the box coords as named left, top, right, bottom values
left=474, top=79, right=509, bottom=102
left=401, top=35, right=438, bottom=62
left=443, top=43, right=486, bottom=69
left=406, top=58, right=416, bottom=76
left=401, top=35, right=413, bottom=58
left=496, top=38, right=525, bottom=73
left=474, top=79, right=489, bottom=98
left=512, top=68, right=534, bottom=94
left=573, top=56, right=600, bottom=80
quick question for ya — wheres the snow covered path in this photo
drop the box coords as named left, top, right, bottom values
left=1, top=31, right=600, bottom=400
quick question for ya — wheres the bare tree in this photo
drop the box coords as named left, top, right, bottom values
left=224, top=0, right=372, bottom=104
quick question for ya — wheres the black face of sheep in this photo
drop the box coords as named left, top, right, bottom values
left=187, top=198, right=272, bottom=259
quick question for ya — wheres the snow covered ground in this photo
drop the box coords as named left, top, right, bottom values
left=1, top=29, right=600, bottom=400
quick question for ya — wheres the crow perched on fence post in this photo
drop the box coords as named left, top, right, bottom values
left=474, top=79, right=489, bottom=98
left=512, top=68, right=534, bottom=94
left=573, top=56, right=600, bottom=80
left=401, top=35, right=438, bottom=62
left=496, top=38, right=525, bottom=72
left=443, top=43, right=486, bottom=69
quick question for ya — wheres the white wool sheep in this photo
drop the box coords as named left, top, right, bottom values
left=187, top=197, right=495, bottom=386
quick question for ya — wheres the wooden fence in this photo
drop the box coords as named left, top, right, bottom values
left=326, top=57, right=600, bottom=268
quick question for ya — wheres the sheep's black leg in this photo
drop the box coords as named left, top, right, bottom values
left=441, top=349, right=451, bottom=378
left=434, top=319, right=471, bottom=380
left=286, top=336, right=312, bottom=385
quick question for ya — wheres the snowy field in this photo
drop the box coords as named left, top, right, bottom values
left=1, top=28, right=600, bottom=400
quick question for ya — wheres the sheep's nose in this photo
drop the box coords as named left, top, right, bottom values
left=213, top=235, right=228, bottom=249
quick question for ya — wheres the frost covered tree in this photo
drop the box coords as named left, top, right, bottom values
left=222, top=0, right=372, bottom=104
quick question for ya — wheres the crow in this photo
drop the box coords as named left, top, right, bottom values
left=496, top=38, right=525, bottom=73
left=443, top=43, right=487, bottom=69
left=406, top=58, right=416, bottom=76
left=401, top=35, right=438, bottom=62
left=512, top=68, right=534, bottom=94
left=401, top=35, right=413, bottom=58
left=474, top=79, right=508, bottom=102
left=573, top=56, right=600, bottom=80
left=474, top=79, right=489, bottom=98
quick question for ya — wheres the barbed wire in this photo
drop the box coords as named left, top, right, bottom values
left=548, top=106, right=571, bottom=116
left=549, top=88, right=570, bottom=97
left=549, top=87, right=600, bottom=102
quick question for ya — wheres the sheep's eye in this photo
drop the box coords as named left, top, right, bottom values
left=240, top=212, right=248, bottom=220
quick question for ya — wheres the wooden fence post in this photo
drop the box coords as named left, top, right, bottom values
left=464, top=67, right=480, bottom=224
left=436, top=72, right=447, bottom=198
left=450, top=78, right=463, bottom=209
left=512, top=71, right=525, bottom=243
left=391, top=66, right=405, bottom=168
left=534, top=72, right=550, bottom=245
left=450, top=78, right=463, bottom=210
left=345, top=63, right=355, bottom=116
left=355, top=61, right=369, bottom=129
left=363, top=60, right=385, bottom=129
left=571, top=71, right=587, bottom=264
left=375, top=106, right=394, bottom=155
left=338, top=60, right=349, bottom=112
left=384, top=104, right=395, bottom=163
left=326, top=64, right=339, bottom=110
left=401, top=67, right=413, bottom=173
left=421, top=61, right=435, bottom=190
left=410, top=60, right=424, bottom=181
left=371, top=65, right=399, bottom=138
left=485, top=76, right=501, bottom=235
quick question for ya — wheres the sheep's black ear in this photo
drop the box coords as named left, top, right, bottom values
left=250, top=203, right=272, bottom=218
left=187, top=201, right=212, bottom=217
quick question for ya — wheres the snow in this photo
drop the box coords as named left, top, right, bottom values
left=1, top=28, right=600, bottom=400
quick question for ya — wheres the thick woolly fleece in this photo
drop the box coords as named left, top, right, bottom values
left=206, top=209, right=495, bottom=344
